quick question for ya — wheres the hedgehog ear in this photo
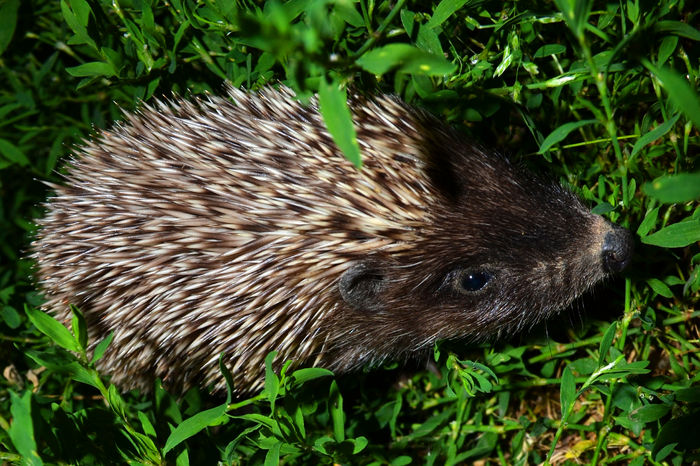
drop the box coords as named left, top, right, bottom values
left=339, top=262, right=386, bottom=313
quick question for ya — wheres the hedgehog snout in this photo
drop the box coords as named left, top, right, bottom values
left=601, top=223, right=634, bottom=273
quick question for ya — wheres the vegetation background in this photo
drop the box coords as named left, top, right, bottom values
left=0, top=0, right=698, bottom=464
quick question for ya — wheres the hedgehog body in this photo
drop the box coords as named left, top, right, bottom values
left=33, top=86, right=632, bottom=394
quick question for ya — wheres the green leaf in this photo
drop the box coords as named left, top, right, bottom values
left=264, top=351, right=279, bottom=405
left=641, top=219, right=700, bottom=248
left=0, top=138, right=30, bottom=166
left=329, top=380, right=345, bottom=442
left=630, top=113, right=680, bottom=158
left=643, top=173, right=700, bottom=203
left=533, top=44, right=567, bottom=58
left=1, top=305, right=21, bottom=329
left=91, top=331, right=114, bottom=363
left=25, top=305, right=80, bottom=352
left=0, top=0, right=20, bottom=56
left=351, top=436, right=369, bottom=454
left=643, top=61, right=700, bottom=129
left=630, top=403, right=671, bottom=423
left=591, top=202, right=614, bottom=215
left=290, top=367, right=334, bottom=386
left=60, top=0, right=97, bottom=50
left=163, top=403, right=228, bottom=454
left=560, top=366, right=576, bottom=418
left=138, top=411, right=157, bottom=438
left=426, top=0, right=472, bottom=29
left=70, top=305, right=88, bottom=350
left=219, top=353, right=235, bottom=404
left=637, top=207, right=660, bottom=237
left=538, top=119, right=598, bottom=153
left=654, top=442, right=678, bottom=462
left=106, top=384, right=128, bottom=420
left=357, top=43, right=457, bottom=76
left=66, top=61, right=117, bottom=78
left=657, top=36, right=678, bottom=65
left=318, top=80, right=361, bottom=168
left=9, top=391, right=43, bottom=466
left=655, top=20, right=700, bottom=41
left=598, top=321, right=617, bottom=365
left=652, top=413, right=698, bottom=459
left=264, top=441, right=281, bottom=466
left=234, top=413, right=276, bottom=430
left=646, top=278, right=673, bottom=298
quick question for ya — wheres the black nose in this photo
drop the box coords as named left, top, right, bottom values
left=602, top=224, right=634, bottom=273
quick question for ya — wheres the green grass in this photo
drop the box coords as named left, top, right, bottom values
left=1, top=0, right=699, bottom=464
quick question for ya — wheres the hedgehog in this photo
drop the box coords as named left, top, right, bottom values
left=32, top=85, right=633, bottom=395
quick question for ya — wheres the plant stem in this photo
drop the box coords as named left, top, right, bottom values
left=353, top=0, right=407, bottom=57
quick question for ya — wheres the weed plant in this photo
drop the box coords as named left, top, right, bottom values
left=0, top=0, right=698, bottom=464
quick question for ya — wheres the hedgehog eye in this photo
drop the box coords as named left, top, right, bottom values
left=454, top=270, right=492, bottom=293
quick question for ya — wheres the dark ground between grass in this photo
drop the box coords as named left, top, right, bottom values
left=0, top=0, right=699, bottom=464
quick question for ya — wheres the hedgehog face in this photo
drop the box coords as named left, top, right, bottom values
left=335, top=156, right=633, bottom=353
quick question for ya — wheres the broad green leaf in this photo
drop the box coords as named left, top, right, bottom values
left=405, top=409, right=452, bottom=440
left=652, top=414, right=697, bottom=459
left=66, top=61, right=117, bottom=78
left=1, top=305, right=20, bottom=328
left=25, top=305, right=79, bottom=352
left=647, top=278, right=673, bottom=298
left=656, top=20, right=700, bottom=41
left=60, top=0, right=97, bottom=49
left=675, top=387, right=700, bottom=403
left=9, top=391, right=43, bottom=466
left=264, top=441, right=281, bottom=466
left=0, top=0, right=20, bottom=56
left=654, top=442, right=678, bottom=462
left=318, top=80, right=361, bottom=168
left=658, top=36, right=678, bottom=65
left=643, top=61, right=700, bottom=129
left=351, top=436, right=369, bottom=454
left=591, top=203, right=614, bottom=215
left=334, top=1, right=364, bottom=27
left=630, top=113, right=680, bottom=158
left=138, top=411, right=157, bottom=438
left=416, top=24, right=443, bottom=55
left=400, top=9, right=415, bottom=36
left=643, top=173, right=700, bottom=203
left=290, top=367, right=334, bottom=385
left=637, top=207, right=660, bottom=237
left=630, top=403, right=671, bottom=423
left=293, top=404, right=305, bottom=439
left=357, top=44, right=456, bottom=76
left=0, top=138, right=30, bottom=166
left=426, top=0, right=472, bottom=29
left=560, top=366, right=576, bottom=418
left=538, top=119, right=598, bottom=153
left=533, top=44, right=567, bottom=58
left=642, top=219, right=700, bottom=248
left=91, top=331, right=114, bottom=363
left=163, top=403, right=228, bottom=454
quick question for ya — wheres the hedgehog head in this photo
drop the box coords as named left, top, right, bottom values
left=330, top=116, right=632, bottom=368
